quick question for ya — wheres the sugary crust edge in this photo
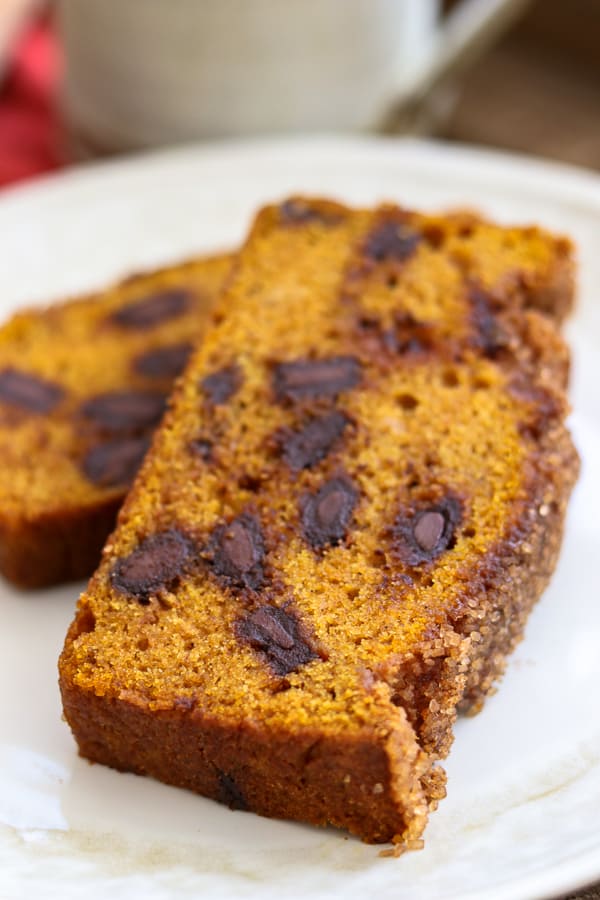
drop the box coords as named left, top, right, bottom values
left=459, top=433, right=578, bottom=713
left=389, top=417, right=580, bottom=761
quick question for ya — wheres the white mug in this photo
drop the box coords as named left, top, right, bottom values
left=58, top=0, right=527, bottom=152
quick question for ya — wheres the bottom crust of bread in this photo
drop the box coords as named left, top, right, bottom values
left=0, top=498, right=121, bottom=589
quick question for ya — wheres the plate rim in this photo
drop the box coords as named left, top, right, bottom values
left=1, top=134, right=600, bottom=212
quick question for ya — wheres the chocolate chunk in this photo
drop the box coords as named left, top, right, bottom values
left=0, top=368, right=64, bottom=414
left=363, top=221, right=421, bottom=263
left=392, top=313, right=434, bottom=355
left=111, top=528, right=194, bottom=600
left=189, top=438, right=213, bottom=461
left=82, top=435, right=150, bottom=488
left=301, top=476, right=358, bottom=548
left=413, top=511, right=445, bottom=553
left=238, top=473, right=262, bottom=493
left=201, top=365, right=241, bottom=405
left=273, top=356, right=361, bottom=403
left=358, top=312, right=433, bottom=357
left=236, top=605, right=318, bottom=676
left=279, top=199, right=341, bottom=226
left=111, top=289, right=190, bottom=329
left=393, top=497, right=462, bottom=565
left=208, top=513, right=265, bottom=590
left=217, top=772, right=248, bottom=811
left=134, top=342, right=193, bottom=379
left=469, top=285, right=508, bottom=358
left=80, top=390, right=166, bottom=433
left=282, top=411, right=349, bottom=470
left=357, top=315, right=413, bottom=357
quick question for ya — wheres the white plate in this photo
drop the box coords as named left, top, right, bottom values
left=0, top=137, right=599, bottom=900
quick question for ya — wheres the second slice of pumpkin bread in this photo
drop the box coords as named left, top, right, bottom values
left=0, top=252, right=231, bottom=588
left=60, top=197, right=578, bottom=846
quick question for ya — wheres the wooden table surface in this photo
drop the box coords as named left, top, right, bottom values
left=441, top=0, right=600, bottom=171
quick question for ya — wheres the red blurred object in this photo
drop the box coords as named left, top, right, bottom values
left=0, top=12, right=63, bottom=188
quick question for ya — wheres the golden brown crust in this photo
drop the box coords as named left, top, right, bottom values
left=0, top=253, right=232, bottom=588
left=0, top=496, right=121, bottom=589
left=387, top=421, right=579, bottom=759
left=60, top=681, right=438, bottom=843
left=59, top=196, right=578, bottom=844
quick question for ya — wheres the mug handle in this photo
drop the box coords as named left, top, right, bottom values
left=376, top=0, right=533, bottom=132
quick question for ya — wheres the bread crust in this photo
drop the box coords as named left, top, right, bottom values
left=60, top=681, right=436, bottom=843
left=0, top=496, right=121, bottom=588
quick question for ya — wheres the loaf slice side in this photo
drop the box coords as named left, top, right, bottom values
left=59, top=198, right=578, bottom=845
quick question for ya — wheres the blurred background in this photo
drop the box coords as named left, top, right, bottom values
left=0, top=0, right=598, bottom=189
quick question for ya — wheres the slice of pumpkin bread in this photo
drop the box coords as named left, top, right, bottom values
left=59, top=198, right=578, bottom=846
left=0, top=253, right=232, bottom=588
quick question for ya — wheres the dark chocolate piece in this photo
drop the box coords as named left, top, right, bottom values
left=208, top=513, right=265, bottom=590
left=301, top=476, right=358, bottom=548
left=111, top=289, right=190, bottom=329
left=363, top=220, right=421, bottom=263
left=469, top=285, right=508, bottom=358
left=111, top=528, right=195, bottom=601
left=134, top=342, right=193, bottom=379
left=189, top=438, right=214, bottom=461
left=82, top=435, right=150, bottom=488
left=357, top=313, right=433, bottom=357
left=236, top=605, right=318, bottom=676
left=217, top=772, right=248, bottom=811
left=413, top=511, right=445, bottom=553
left=281, top=411, right=349, bottom=470
left=391, top=313, right=434, bottom=355
left=393, top=497, right=462, bottom=565
left=273, top=357, right=361, bottom=403
left=0, top=368, right=64, bottom=414
left=80, top=390, right=166, bottom=433
left=201, top=365, right=241, bottom=405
